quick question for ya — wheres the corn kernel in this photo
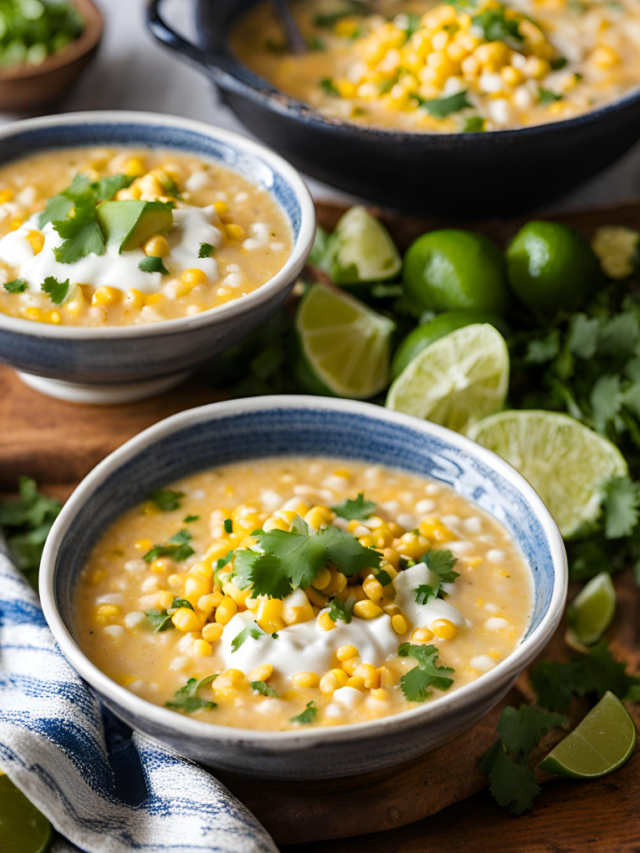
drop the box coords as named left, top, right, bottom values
left=324, top=570, right=347, bottom=596
left=150, top=558, right=172, bottom=574
left=214, top=200, right=229, bottom=216
left=353, top=600, right=383, bottom=620
left=193, top=639, right=213, bottom=657
left=431, top=618, right=458, bottom=640
left=125, top=157, right=146, bottom=177
left=336, top=644, right=358, bottom=661
left=311, top=566, right=331, bottom=590
left=411, top=627, right=435, bottom=643
left=320, top=672, right=339, bottom=694
left=124, top=288, right=145, bottom=311
left=115, top=186, right=142, bottom=201
left=185, top=574, right=211, bottom=605
left=249, top=664, right=274, bottom=682
left=202, top=622, right=224, bottom=643
left=371, top=688, right=390, bottom=701
left=363, top=575, right=385, bottom=605
left=181, top=268, right=207, bottom=286
left=0, top=188, right=14, bottom=204
left=159, top=591, right=174, bottom=609
left=172, top=608, right=202, bottom=632
left=346, top=676, right=366, bottom=691
left=96, top=604, right=120, bottom=622
left=168, top=573, right=183, bottom=588
left=306, top=586, right=328, bottom=608
left=392, top=613, right=408, bottom=635
left=355, top=663, right=380, bottom=689
left=135, top=538, right=152, bottom=551
left=215, top=596, right=238, bottom=625
left=378, top=666, right=397, bottom=688
left=143, top=234, right=170, bottom=258
left=222, top=668, right=245, bottom=680
left=25, top=230, right=45, bottom=255
left=92, top=286, right=121, bottom=307
left=318, top=611, right=336, bottom=631
left=591, top=45, right=619, bottom=68
left=24, top=306, right=44, bottom=322
left=292, top=671, right=320, bottom=688
left=341, top=657, right=361, bottom=676
left=225, top=223, right=245, bottom=240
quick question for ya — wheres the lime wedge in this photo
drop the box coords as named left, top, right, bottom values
left=539, top=691, right=636, bottom=779
left=294, top=283, right=395, bottom=398
left=386, top=323, right=509, bottom=433
left=567, top=571, right=616, bottom=646
left=327, top=206, right=402, bottom=285
left=0, top=775, right=52, bottom=853
left=467, top=411, right=627, bottom=538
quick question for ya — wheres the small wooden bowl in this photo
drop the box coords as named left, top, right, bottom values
left=0, top=0, right=103, bottom=113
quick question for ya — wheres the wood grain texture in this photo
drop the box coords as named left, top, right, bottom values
left=1, top=200, right=639, bottom=850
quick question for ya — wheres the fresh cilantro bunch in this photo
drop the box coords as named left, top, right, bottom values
left=0, top=476, right=61, bottom=587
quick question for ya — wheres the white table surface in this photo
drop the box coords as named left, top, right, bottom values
left=3, top=0, right=640, bottom=214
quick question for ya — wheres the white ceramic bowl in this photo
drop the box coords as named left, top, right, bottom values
left=40, top=396, right=567, bottom=779
left=0, top=112, right=315, bottom=404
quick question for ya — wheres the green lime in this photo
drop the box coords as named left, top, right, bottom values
left=390, top=311, right=508, bottom=380
left=326, top=206, right=402, bottom=286
left=567, top=571, right=616, bottom=646
left=386, top=323, right=509, bottom=433
left=0, top=775, right=52, bottom=853
left=539, top=691, right=636, bottom=779
left=402, top=229, right=509, bottom=315
left=294, top=282, right=395, bottom=398
left=467, top=411, right=628, bottom=538
left=506, top=221, right=599, bottom=318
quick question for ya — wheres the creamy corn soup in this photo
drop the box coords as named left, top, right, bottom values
left=75, top=458, right=532, bottom=731
left=233, top=0, right=640, bottom=132
left=0, top=148, right=291, bottom=326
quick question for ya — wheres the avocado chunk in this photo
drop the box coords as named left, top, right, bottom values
left=96, top=200, right=173, bottom=253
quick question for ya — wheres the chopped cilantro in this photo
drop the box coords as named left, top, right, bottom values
left=170, top=597, right=194, bottom=611
left=414, top=584, right=438, bottom=605
left=290, top=701, right=317, bottom=724
left=3, top=278, right=27, bottom=293
left=479, top=704, right=566, bottom=814
left=145, top=608, right=174, bottom=632
left=41, top=276, right=70, bottom=305
left=233, top=524, right=380, bottom=599
left=149, top=489, right=184, bottom=511
left=251, top=680, right=278, bottom=697
left=198, top=242, right=215, bottom=258
left=418, top=90, right=471, bottom=119
left=471, top=8, right=524, bottom=45
left=539, top=88, right=563, bottom=104
left=419, top=549, right=460, bottom=583
left=328, top=598, right=353, bottom=624
left=332, top=493, right=376, bottom=520
left=462, top=116, right=486, bottom=133
left=397, top=643, right=455, bottom=702
left=53, top=199, right=105, bottom=265
left=319, top=77, right=340, bottom=96
left=307, top=35, right=325, bottom=50
left=138, top=256, right=169, bottom=275
left=0, top=477, right=61, bottom=587
left=168, top=529, right=192, bottom=546
left=165, top=674, right=218, bottom=713
left=231, top=624, right=266, bottom=652
left=143, top=540, right=195, bottom=563
left=94, top=174, right=135, bottom=201
left=184, top=514, right=200, bottom=523
left=371, top=565, right=392, bottom=586
left=550, top=56, right=568, bottom=70
left=223, top=518, right=233, bottom=534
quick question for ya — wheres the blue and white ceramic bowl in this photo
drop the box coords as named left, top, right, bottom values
left=40, top=397, right=567, bottom=779
left=0, top=112, right=315, bottom=404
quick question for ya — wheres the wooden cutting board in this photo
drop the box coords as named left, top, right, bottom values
left=1, top=200, right=639, bottom=851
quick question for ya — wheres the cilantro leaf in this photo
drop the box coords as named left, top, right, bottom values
left=332, top=493, right=376, bottom=520
left=143, top=540, right=195, bottom=563
left=420, top=549, right=460, bottom=583
left=0, top=477, right=61, bottom=585
left=479, top=741, right=540, bottom=815
left=149, top=489, right=184, bottom=511
left=472, top=8, right=524, bottom=44
left=568, top=313, right=600, bottom=358
left=223, top=518, right=233, bottom=534
left=419, top=90, right=471, bottom=119
left=603, top=477, right=640, bottom=539
left=41, top=276, right=70, bottom=305
left=328, top=598, right=353, bottom=624
left=320, top=77, right=340, bottom=96
left=398, top=643, right=455, bottom=701
left=290, top=701, right=317, bottom=724
left=138, top=256, right=169, bottom=275
left=252, top=680, right=278, bottom=697
left=372, top=565, right=392, bottom=586
left=3, top=278, right=27, bottom=293
left=168, top=529, right=192, bottom=546
left=184, top=514, right=200, bottom=523
left=415, top=584, right=438, bottom=605
left=231, top=623, right=266, bottom=652
left=145, top=608, right=174, bottom=632
left=165, top=675, right=218, bottom=713
left=53, top=201, right=105, bottom=264
left=170, top=597, right=194, bottom=611
left=198, top=242, right=215, bottom=258
left=320, top=524, right=382, bottom=575
left=539, top=88, right=562, bottom=104
left=94, top=174, right=134, bottom=201
left=39, top=193, right=75, bottom=228
left=497, top=705, right=567, bottom=755
left=462, top=116, right=486, bottom=133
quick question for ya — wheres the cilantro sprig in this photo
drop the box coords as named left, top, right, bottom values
left=41, top=276, right=70, bottom=304
left=332, top=493, right=376, bottom=520
left=165, top=675, right=218, bottom=713
left=290, top=701, right=317, bottom=724
left=328, top=598, right=353, bottom=624
left=397, top=643, right=455, bottom=702
left=198, top=242, right=215, bottom=258
left=143, top=532, right=195, bottom=563
left=231, top=623, right=266, bottom=652
left=139, top=256, right=169, bottom=275
left=252, top=680, right=278, bottom=697
left=149, top=489, right=184, bottom=511
left=3, top=278, right=27, bottom=293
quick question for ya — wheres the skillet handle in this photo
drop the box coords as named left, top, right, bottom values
left=146, top=0, right=219, bottom=79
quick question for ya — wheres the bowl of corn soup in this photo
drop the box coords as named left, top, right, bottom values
left=40, top=396, right=567, bottom=778
left=148, top=0, right=640, bottom=214
left=0, top=111, right=315, bottom=403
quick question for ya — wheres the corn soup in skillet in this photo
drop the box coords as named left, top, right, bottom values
left=0, top=148, right=291, bottom=326
left=233, top=0, right=640, bottom=133
left=74, top=458, right=532, bottom=730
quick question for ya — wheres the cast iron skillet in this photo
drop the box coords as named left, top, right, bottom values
left=147, top=0, right=640, bottom=216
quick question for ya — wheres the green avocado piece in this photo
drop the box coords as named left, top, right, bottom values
left=96, top=200, right=173, bottom=253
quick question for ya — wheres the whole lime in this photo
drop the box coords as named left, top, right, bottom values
left=402, top=229, right=510, bottom=315
left=390, top=311, right=507, bottom=379
left=506, top=221, right=599, bottom=317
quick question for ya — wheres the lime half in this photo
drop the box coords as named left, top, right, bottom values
left=0, top=775, right=52, bottom=853
left=327, top=206, right=402, bottom=285
left=467, top=411, right=627, bottom=538
left=294, top=283, right=395, bottom=398
left=568, top=571, right=616, bottom=646
left=540, top=692, right=636, bottom=779
left=386, top=323, right=509, bottom=433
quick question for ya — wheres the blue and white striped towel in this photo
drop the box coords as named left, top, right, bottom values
left=0, top=536, right=279, bottom=853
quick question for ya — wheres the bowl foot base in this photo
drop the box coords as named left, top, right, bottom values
left=16, top=370, right=192, bottom=405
